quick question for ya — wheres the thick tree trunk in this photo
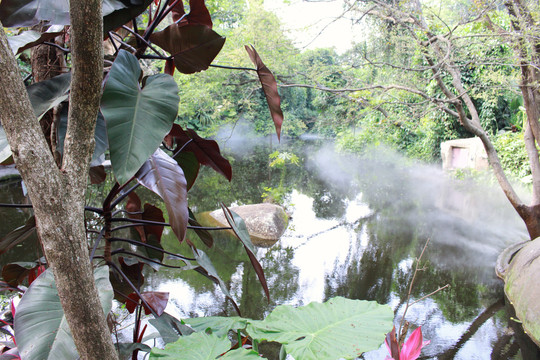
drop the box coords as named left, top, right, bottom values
left=0, top=1, right=119, bottom=359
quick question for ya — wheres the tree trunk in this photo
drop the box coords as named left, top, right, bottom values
left=0, top=1, right=119, bottom=358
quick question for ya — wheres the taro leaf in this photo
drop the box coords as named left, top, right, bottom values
left=116, top=343, right=152, bottom=359
left=0, top=217, right=36, bottom=255
left=103, top=0, right=154, bottom=34
left=150, top=24, right=225, bottom=74
left=246, top=297, right=394, bottom=360
left=14, top=266, right=113, bottom=360
left=221, top=204, right=269, bottom=300
left=167, top=125, right=231, bottom=181
left=126, top=291, right=169, bottom=316
left=27, top=72, right=71, bottom=120
left=188, top=208, right=213, bottom=248
left=149, top=332, right=229, bottom=360
left=245, top=45, right=283, bottom=141
left=183, top=316, right=247, bottom=338
left=149, top=312, right=194, bottom=344
left=135, top=149, right=188, bottom=243
left=0, top=125, right=11, bottom=164
left=101, top=50, right=179, bottom=186
left=2, top=262, right=38, bottom=287
left=57, top=107, right=109, bottom=166
left=174, top=151, right=200, bottom=191
left=7, top=25, right=63, bottom=55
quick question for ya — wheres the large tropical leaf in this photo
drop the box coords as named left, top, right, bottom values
left=14, top=266, right=113, bottom=360
left=101, top=50, right=179, bottom=185
left=247, top=297, right=393, bottom=360
left=149, top=332, right=263, bottom=359
left=183, top=316, right=248, bottom=338
left=0, top=125, right=11, bottom=164
left=0, top=217, right=36, bottom=255
left=150, top=25, right=225, bottom=74
left=170, top=0, right=213, bottom=28
left=149, top=312, right=194, bottom=344
left=0, top=0, right=134, bottom=27
left=167, top=125, right=231, bottom=181
left=245, top=45, right=283, bottom=141
left=103, top=0, right=154, bottom=34
left=221, top=205, right=269, bottom=300
left=7, top=25, right=64, bottom=55
left=135, top=149, right=188, bottom=243
left=27, top=72, right=71, bottom=120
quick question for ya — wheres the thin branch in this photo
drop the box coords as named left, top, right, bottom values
left=209, top=64, right=257, bottom=72
left=109, top=237, right=195, bottom=261
left=111, top=249, right=188, bottom=269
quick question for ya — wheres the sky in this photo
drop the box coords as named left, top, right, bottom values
left=264, top=0, right=364, bottom=53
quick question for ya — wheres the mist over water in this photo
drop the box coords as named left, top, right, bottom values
left=307, top=143, right=529, bottom=275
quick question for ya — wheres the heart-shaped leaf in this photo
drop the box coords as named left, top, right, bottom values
left=135, top=149, right=188, bottom=243
left=220, top=204, right=269, bottom=300
left=125, top=291, right=169, bottom=316
left=183, top=316, right=248, bottom=338
left=150, top=25, right=225, bottom=74
left=14, top=266, right=114, bottom=360
left=245, top=45, right=283, bottom=141
left=149, top=332, right=263, bottom=359
left=247, top=297, right=393, bottom=360
left=171, top=0, right=213, bottom=28
left=101, top=50, right=179, bottom=185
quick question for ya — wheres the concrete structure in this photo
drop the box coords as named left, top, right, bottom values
left=441, top=137, right=489, bottom=171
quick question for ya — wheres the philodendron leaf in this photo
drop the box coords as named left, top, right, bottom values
left=101, top=50, right=179, bottom=185
left=0, top=217, right=36, bottom=255
left=14, top=266, right=114, bottom=360
left=135, top=149, right=188, bottom=243
left=7, top=25, right=64, bottom=55
left=247, top=297, right=393, bottom=360
left=245, top=45, right=283, bottom=141
left=149, top=332, right=263, bottom=359
left=183, top=316, right=248, bottom=338
left=149, top=312, right=194, bottom=344
left=27, top=72, right=71, bottom=120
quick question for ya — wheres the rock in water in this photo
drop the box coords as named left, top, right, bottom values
left=209, top=203, right=288, bottom=247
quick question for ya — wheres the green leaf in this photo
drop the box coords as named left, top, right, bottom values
left=7, top=25, right=63, bottom=54
left=14, top=266, right=114, bottom=360
left=149, top=332, right=230, bottom=359
left=149, top=312, right=194, bottom=344
left=220, top=205, right=269, bottom=299
left=135, top=149, right=188, bottom=243
left=27, top=72, right=71, bottom=120
left=220, top=348, right=266, bottom=359
left=247, top=297, right=393, bottom=360
left=183, top=316, right=248, bottom=338
left=101, top=50, right=179, bottom=185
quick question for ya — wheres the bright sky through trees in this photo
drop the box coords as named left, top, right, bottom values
left=265, top=0, right=362, bottom=53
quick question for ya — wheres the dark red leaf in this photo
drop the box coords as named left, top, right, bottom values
left=245, top=45, right=283, bottom=141
left=110, top=258, right=145, bottom=303
left=125, top=291, right=169, bottom=316
left=135, top=149, right=189, bottom=243
left=142, top=203, right=165, bottom=242
left=1, top=264, right=40, bottom=287
left=186, top=0, right=212, bottom=28
left=127, top=192, right=146, bottom=242
left=174, top=151, right=200, bottom=191
left=89, top=165, right=107, bottom=185
left=167, top=125, right=231, bottom=181
left=171, top=0, right=186, bottom=23
left=150, top=24, right=225, bottom=74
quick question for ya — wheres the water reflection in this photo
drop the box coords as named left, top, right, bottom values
left=0, top=140, right=534, bottom=359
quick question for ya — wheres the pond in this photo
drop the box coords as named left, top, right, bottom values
left=0, top=134, right=537, bottom=359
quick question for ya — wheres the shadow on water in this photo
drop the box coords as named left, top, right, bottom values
left=1, top=137, right=539, bottom=359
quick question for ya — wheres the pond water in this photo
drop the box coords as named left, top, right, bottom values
left=0, top=136, right=537, bottom=359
